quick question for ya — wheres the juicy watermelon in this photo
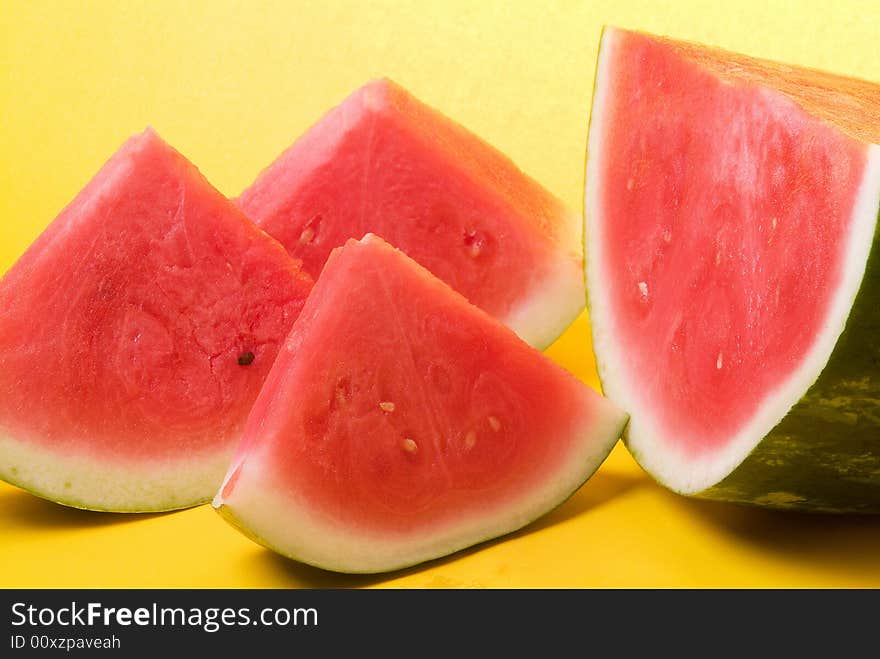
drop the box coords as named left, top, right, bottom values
left=585, top=27, right=880, bottom=512
left=236, top=78, right=584, bottom=349
left=213, top=234, right=627, bottom=573
left=0, top=129, right=313, bottom=512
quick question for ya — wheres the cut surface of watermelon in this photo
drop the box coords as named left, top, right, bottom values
left=585, top=27, right=880, bottom=511
left=0, top=129, right=313, bottom=511
left=236, top=78, right=584, bottom=349
left=214, top=234, right=627, bottom=573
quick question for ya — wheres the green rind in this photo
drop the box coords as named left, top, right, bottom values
left=693, top=206, right=880, bottom=513
left=215, top=415, right=627, bottom=574
left=0, top=466, right=208, bottom=513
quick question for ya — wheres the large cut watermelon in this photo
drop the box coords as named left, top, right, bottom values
left=0, top=129, right=313, bottom=512
left=585, top=27, right=880, bottom=512
left=214, top=234, right=627, bottom=573
left=236, top=78, right=584, bottom=349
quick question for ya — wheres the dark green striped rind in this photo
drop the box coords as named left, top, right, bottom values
left=696, top=206, right=880, bottom=513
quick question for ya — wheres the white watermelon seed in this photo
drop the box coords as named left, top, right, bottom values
left=488, top=416, right=501, bottom=432
left=464, top=430, right=477, bottom=449
left=379, top=401, right=396, bottom=412
left=716, top=352, right=723, bottom=370
left=299, top=226, right=316, bottom=244
left=637, top=281, right=648, bottom=297
left=402, top=438, right=418, bottom=454
left=662, top=228, right=672, bottom=243
left=463, top=230, right=486, bottom=258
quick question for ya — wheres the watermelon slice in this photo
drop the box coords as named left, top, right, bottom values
left=213, top=234, right=627, bottom=573
left=236, top=78, right=584, bottom=349
left=0, top=129, right=313, bottom=512
left=585, top=27, right=880, bottom=512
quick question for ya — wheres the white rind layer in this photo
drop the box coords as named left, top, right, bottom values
left=0, top=430, right=234, bottom=512
left=503, top=237, right=586, bottom=350
left=585, top=27, right=880, bottom=495
left=213, top=400, right=627, bottom=574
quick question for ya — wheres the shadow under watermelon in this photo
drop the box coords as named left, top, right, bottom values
left=0, top=484, right=176, bottom=529
left=666, top=493, right=880, bottom=584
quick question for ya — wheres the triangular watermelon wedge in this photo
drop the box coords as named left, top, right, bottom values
left=0, top=129, right=313, bottom=512
left=214, top=234, right=627, bottom=573
left=585, top=27, right=880, bottom=512
left=237, top=78, right=584, bottom=349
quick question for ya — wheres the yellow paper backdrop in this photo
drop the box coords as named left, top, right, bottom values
left=1, top=0, right=878, bottom=588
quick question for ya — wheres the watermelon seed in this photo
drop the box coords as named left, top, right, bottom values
left=379, top=401, right=396, bottom=412
left=463, top=229, right=487, bottom=258
left=637, top=281, right=648, bottom=298
left=402, top=438, right=418, bottom=454
left=299, top=214, right=322, bottom=244
left=237, top=351, right=255, bottom=366
left=488, top=416, right=501, bottom=432
left=716, top=351, right=723, bottom=370
left=767, top=217, right=778, bottom=246
left=626, top=177, right=634, bottom=191
left=662, top=228, right=672, bottom=243
left=464, top=430, right=477, bottom=449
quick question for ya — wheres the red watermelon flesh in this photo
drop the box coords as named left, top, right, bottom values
left=214, top=234, right=627, bottom=573
left=236, top=78, right=584, bottom=349
left=0, top=129, right=313, bottom=512
left=585, top=27, right=880, bottom=510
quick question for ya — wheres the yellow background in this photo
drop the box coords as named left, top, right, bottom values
left=2, top=0, right=879, bottom=588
